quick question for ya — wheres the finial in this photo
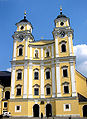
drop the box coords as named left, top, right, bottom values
left=60, top=6, right=62, bottom=15
left=24, top=10, right=26, bottom=19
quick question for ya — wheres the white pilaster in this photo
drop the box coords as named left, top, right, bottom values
left=52, top=64, right=55, bottom=97
left=68, top=34, right=73, bottom=56
left=10, top=64, right=15, bottom=98
left=23, top=62, right=28, bottom=98
left=56, top=63, right=61, bottom=97
left=40, top=65, right=44, bottom=98
left=30, top=47, right=32, bottom=60
left=55, top=36, right=59, bottom=57
left=70, top=62, right=77, bottom=97
left=52, top=44, right=54, bottom=58
left=28, top=63, right=32, bottom=98
left=41, top=47, right=43, bottom=60
left=13, top=40, right=16, bottom=60
left=25, top=39, right=28, bottom=59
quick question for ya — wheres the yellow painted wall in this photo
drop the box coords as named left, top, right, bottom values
left=55, top=99, right=79, bottom=116
left=9, top=100, right=28, bottom=116
left=75, top=71, right=87, bottom=97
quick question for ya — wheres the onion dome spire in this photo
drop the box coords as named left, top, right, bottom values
left=24, top=10, right=26, bottom=19
left=60, top=6, right=62, bottom=15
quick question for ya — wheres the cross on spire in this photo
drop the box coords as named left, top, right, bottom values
left=60, top=6, right=62, bottom=15
left=24, top=10, right=26, bottom=19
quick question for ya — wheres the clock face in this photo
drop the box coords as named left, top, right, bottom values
left=60, top=31, right=65, bottom=37
left=19, top=34, right=24, bottom=41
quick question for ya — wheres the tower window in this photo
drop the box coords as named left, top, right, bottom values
left=19, top=47, right=23, bottom=56
left=20, top=26, right=24, bottom=30
left=34, top=72, right=39, bottom=80
left=46, top=87, right=51, bottom=95
left=17, top=70, right=22, bottom=80
left=64, top=85, right=69, bottom=94
left=34, top=88, right=39, bottom=95
left=46, top=71, right=50, bottom=79
left=17, top=72, right=22, bottom=80
left=16, top=87, right=21, bottom=96
left=60, top=22, right=64, bottom=26
left=4, top=102, right=7, bottom=108
left=61, top=44, right=66, bottom=52
left=63, top=68, right=68, bottom=77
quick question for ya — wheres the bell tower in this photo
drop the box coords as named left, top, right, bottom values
left=11, top=11, right=34, bottom=99
left=53, top=7, right=74, bottom=57
left=12, top=11, right=34, bottom=61
left=53, top=7, right=77, bottom=97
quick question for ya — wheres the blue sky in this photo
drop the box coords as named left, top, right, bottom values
left=0, top=0, right=87, bottom=76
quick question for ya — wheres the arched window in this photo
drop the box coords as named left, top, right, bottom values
left=46, top=85, right=51, bottom=95
left=34, top=49, right=39, bottom=58
left=34, top=69, right=39, bottom=80
left=45, top=49, right=50, bottom=57
left=17, top=45, right=24, bottom=56
left=16, top=85, right=22, bottom=96
left=17, top=70, right=22, bottom=80
left=33, top=84, right=40, bottom=96
left=62, top=82, right=69, bottom=94
left=45, top=68, right=50, bottom=79
left=61, top=44, right=66, bottom=52
left=62, top=66, right=68, bottom=77
left=19, top=47, right=23, bottom=56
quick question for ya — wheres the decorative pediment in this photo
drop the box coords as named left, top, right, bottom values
left=33, top=84, right=40, bottom=87
left=62, top=81, right=69, bottom=85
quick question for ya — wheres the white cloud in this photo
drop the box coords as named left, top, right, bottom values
left=6, top=67, right=11, bottom=72
left=73, top=44, right=87, bottom=77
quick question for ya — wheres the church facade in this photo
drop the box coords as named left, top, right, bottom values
left=0, top=8, right=87, bottom=117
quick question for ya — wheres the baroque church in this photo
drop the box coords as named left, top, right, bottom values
left=0, top=8, right=87, bottom=117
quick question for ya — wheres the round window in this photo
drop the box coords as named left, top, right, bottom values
left=60, top=22, right=64, bottom=26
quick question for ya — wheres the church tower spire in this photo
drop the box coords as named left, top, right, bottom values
left=60, top=6, right=62, bottom=15
left=24, top=10, right=26, bottom=19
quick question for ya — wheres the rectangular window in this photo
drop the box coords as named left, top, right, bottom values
left=63, top=69, right=68, bottom=77
left=16, top=88, right=21, bottom=96
left=46, top=71, right=50, bottom=79
left=64, top=85, right=69, bottom=94
left=46, top=87, right=51, bottom=95
left=15, top=105, right=21, bottom=112
left=64, top=104, right=71, bottom=111
left=4, top=102, right=7, bottom=108
left=17, top=72, right=22, bottom=80
left=34, top=72, right=39, bottom=80
left=34, top=88, right=39, bottom=95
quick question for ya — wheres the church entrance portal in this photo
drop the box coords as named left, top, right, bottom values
left=83, top=105, right=87, bottom=117
left=33, top=104, right=39, bottom=117
left=46, top=104, right=52, bottom=117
